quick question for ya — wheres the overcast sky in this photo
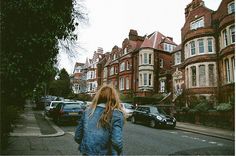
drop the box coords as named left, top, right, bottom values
left=58, top=0, right=222, bottom=74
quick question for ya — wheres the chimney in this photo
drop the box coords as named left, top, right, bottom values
left=97, top=47, right=103, bottom=53
left=185, top=0, right=204, bottom=19
left=129, top=29, right=138, bottom=40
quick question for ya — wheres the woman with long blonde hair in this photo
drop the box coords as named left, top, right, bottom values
left=74, top=84, right=125, bottom=155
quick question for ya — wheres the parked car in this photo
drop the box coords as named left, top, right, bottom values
left=36, top=95, right=57, bottom=110
left=44, top=101, right=63, bottom=117
left=52, top=102, right=85, bottom=125
left=121, top=103, right=135, bottom=120
left=131, top=105, right=176, bottom=128
left=84, top=101, right=92, bottom=108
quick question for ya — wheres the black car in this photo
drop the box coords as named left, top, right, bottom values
left=52, top=102, right=85, bottom=125
left=131, top=105, right=176, bottom=128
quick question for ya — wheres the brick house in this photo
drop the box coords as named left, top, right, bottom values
left=71, top=62, right=86, bottom=94
left=83, top=47, right=104, bottom=96
left=133, top=31, right=177, bottom=96
left=95, top=30, right=177, bottom=97
left=72, top=0, right=234, bottom=105
left=213, top=0, right=235, bottom=103
left=172, top=0, right=235, bottom=106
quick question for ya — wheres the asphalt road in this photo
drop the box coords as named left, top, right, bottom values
left=61, top=121, right=235, bottom=155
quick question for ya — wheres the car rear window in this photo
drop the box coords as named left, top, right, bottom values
left=63, top=104, right=82, bottom=109
left=51, top=102, right=60, bottom=107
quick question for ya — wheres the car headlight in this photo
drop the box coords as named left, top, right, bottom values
left=156, top=115, right=162, bottom=120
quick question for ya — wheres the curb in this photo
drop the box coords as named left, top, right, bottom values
left=175, top=126, right=235, bottom=141
left=39, top=112, right=65, bottom=137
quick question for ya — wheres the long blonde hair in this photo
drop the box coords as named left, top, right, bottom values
left=89, top=84, right=124, bottom=128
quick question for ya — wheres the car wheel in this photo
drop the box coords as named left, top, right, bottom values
left=131, top=116, right=136, bottom=124
left=150, top=120, right=156, bottom=128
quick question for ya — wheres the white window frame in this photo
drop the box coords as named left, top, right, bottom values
left=164, top=43, right=168, bottom=51
left=175, top=51, right=181, bottom=65
left=228, top=1, right=235, bottom=14
left=120, top=77, right=124, bottom=90
left=223, top=29, right=228, bottom=47
left=229, top=25, right=235, bottom=44
left=120, top=62, right=125, bottom=72
left=110, top=67, right=114, bottom=76
left=144, top=53, right=148, bottom=64
left=190, top=41, right=196, bottom=55
left=231, top=56, right=235, bottom=82
left=124, top=48, right=128, bottom=55
left=160, top=81, right=165, bottom=93
left=126, top=77, right=129, bottom=89
left=190, top=17, right=204, bottom=30
left=225, top=58, right=231, bottom=83
left=198, top=39, right=204, bottom=54
left=207, top=38, right=213, bottom=53
left=199, top=65, right=206, bottom=86
left=126, top=61, right=130, bottom=70
left=143, top=73, right=148, bottom=86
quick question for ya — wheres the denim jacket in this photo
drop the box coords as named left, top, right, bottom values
left=74, top=103, right=124, bottom=155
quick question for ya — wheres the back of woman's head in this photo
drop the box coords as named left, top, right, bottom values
left=89, top=84, right=123, bottom=128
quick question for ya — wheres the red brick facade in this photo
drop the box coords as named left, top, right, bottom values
left=72, top=0, right=234, bottom=106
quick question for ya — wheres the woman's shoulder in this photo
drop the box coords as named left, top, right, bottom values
left=112, top=108, right=124, bottom=117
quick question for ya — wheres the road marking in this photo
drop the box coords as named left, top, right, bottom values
left=209, top=141, right=217, bottom=144
left=181, top=135, right=189, bottom=138
left=181, top=135, right=224, bottom=147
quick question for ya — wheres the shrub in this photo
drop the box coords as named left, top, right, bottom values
left=1, top=105, right=21, bottom=150
left=216, top=103, right=233, bottom=111
left=193, top=102, right=211, bottom=112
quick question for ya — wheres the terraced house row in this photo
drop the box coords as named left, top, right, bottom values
left=71, top=0, right=235, bottom=106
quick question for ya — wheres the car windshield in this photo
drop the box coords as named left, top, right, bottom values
left=63, top=103, right=82, bottom=109
left=150, top=106, right=167, bottom=115
left=122, top=103, right=134, bottom=109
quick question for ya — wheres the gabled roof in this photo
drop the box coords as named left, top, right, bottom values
left=140, top=31, right=177, bottom=50
left=140, top=36, right=153, bottom=48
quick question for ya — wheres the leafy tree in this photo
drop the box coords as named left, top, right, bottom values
left=49, top=68, right=71, bottom=97
left=1, top=0, right=87, bottom=150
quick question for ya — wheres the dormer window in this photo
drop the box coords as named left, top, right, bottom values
left=228, top=1, right=235, bottom=14
left=190, top=17, right=204, bottom=30
left=164, top=43, right=175, bottom=52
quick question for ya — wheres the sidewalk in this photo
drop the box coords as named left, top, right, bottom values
left=176, top=122, right=235, bottom=141
left=9, top=102, right=234, bottom=141
left=10, top=102, right=64, bottom=137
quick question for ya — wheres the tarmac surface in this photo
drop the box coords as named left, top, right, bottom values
left=2, top=102, right=235, bottom=155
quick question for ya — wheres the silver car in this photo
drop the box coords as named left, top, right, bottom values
left=121, top=103, right=135, bottom=120
left=44, top=101, right=63, bottom=117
